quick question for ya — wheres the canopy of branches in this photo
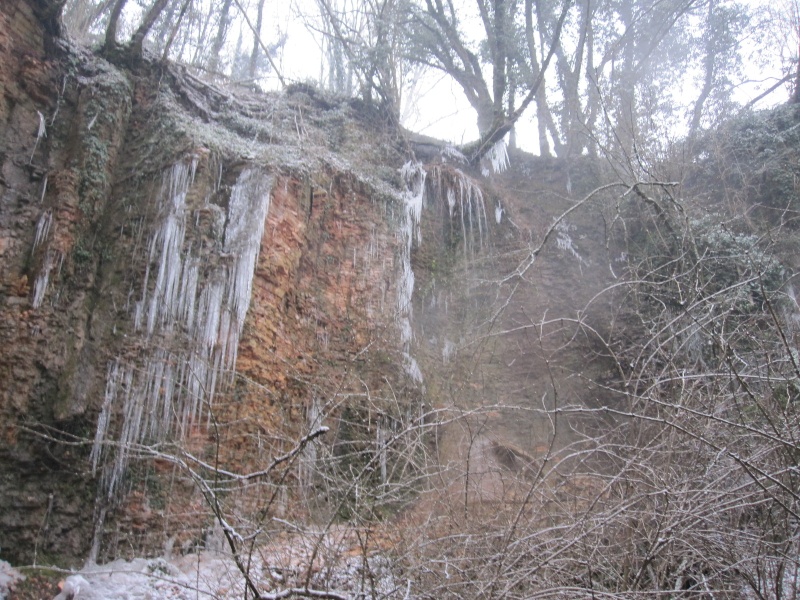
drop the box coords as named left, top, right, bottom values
left=61, top=0, right=796, bottom=162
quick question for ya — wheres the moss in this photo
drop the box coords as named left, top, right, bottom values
left=71, top=242, right=92, bottom=264
left=692, top=104, right=800, bottom=224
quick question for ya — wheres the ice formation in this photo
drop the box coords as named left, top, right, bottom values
left=32, top=210, right=52, bottom=251
left=29, top=209, right=60, bottom=309
left=442, top=339, right=456, bottom=364
left=351, top=224, right=390, bottom=319
left=442, top=144, right=467, bottom=164
left=299, top=396, right=322, bottom=491
left=398, top=162, right=426, bottom=384
left=430, top=165, right=488, bottom=259
left=555, top=220, right=585, bottom=265
left=395, top=161, right=491, bottom=384
left=481, top=138, right=509, bottom=176
left=91, top=159, right=273, bottom=499
left=377, top=419, right=388, bottom=484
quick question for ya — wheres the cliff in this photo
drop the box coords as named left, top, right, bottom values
left=2, top=1, right=630, bottom=571
left=7, top=3, right=800, bottom=599
left=0, top=0, right=438, bottom=563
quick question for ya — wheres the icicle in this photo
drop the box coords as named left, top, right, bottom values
left=555, top=220, right=585, bottom=264
left=396, top=162, right=427, bottom=384
left=442, top=339, right=455, bottom=364
left=133, top=301, right=143, bottom=330
left=447, top=188, right=456, bottom=217
left=368, top=226, right=378, bottom=264
left=316, top=327, right=329, bottom=350
left=481, top=138, right=509, bottom=176
left=144, top=162, right=192, bottom=337
left=95, top=159, right=274, bottom=504
left=32, top=250, right=61, bottom=308
left=488, top=138, right=509, bottom=173
left=224, top=169, right=271, bottom=332
left=397, top=162, right=427, bottom=353
left=198, top=280, right=224, bottom=349
left=431, top=166, right=488, bottom=257
left=90, top=360, right=120, bottom=474
left=400, top=161, right=425, bottom=246
left=32, top=211, right=52, bottom=251
left=442, top=144, right=467, bottom=164
left=402, top=352, right=424, bottom=384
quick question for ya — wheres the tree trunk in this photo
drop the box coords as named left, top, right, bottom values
left=103, top=0, right=128, bottom=51
left=464, top=0, right=569, bottom=163
left=793, top=16, right=800, bottom=103
left=248, top=0, right=267, bottom=79
left=130, top=0, right=172, bottom=57
left=689, top=0, right=716, bottom=135
left=206, top=0, right=233, bottom=74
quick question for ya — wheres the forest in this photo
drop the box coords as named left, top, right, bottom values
left=1, top=0, right=800, bottom=598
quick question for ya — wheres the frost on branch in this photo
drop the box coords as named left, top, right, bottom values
left=555, top=220, right=585, bottom=265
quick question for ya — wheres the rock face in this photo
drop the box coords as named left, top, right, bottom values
left=0, top=0, right=429, bottom=564
left=0, top=0, right=619, bottom=569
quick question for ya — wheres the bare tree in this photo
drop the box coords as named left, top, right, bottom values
left=407, top=0, right=570, bottom=161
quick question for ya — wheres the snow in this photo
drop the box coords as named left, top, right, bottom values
left=42, top=546, right=397, bottom=600
left=0, top=560, right=23, bottom=600
left=50, top=556, right=243, bottom=600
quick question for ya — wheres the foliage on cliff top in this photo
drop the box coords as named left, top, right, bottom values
left=690, top=103, right=800, bottom=225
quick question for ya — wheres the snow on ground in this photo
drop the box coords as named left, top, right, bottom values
left=44, top=549, right=397, bottom=600
left=0, top=561, right=24, bottom=600
left=28, top=523, right=401, bottom=600
left=51, top=554, right=248, bottom=599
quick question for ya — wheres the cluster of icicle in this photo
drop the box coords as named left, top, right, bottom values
left=30, top=209, right=64, bottom=309
left=397, top=160, right=493, bottom=383
left=90, top=158, right=273, bottom=499
left=429, top=165, right=489, bottom=260
left=398, top=162, right=426, bottom=384
left=481, top=138, right=510, bottom=176
left=351, top=224, right=391, bottom=321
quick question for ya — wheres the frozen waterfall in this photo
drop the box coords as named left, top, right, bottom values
left=92, top=159, right=273, bottom=499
